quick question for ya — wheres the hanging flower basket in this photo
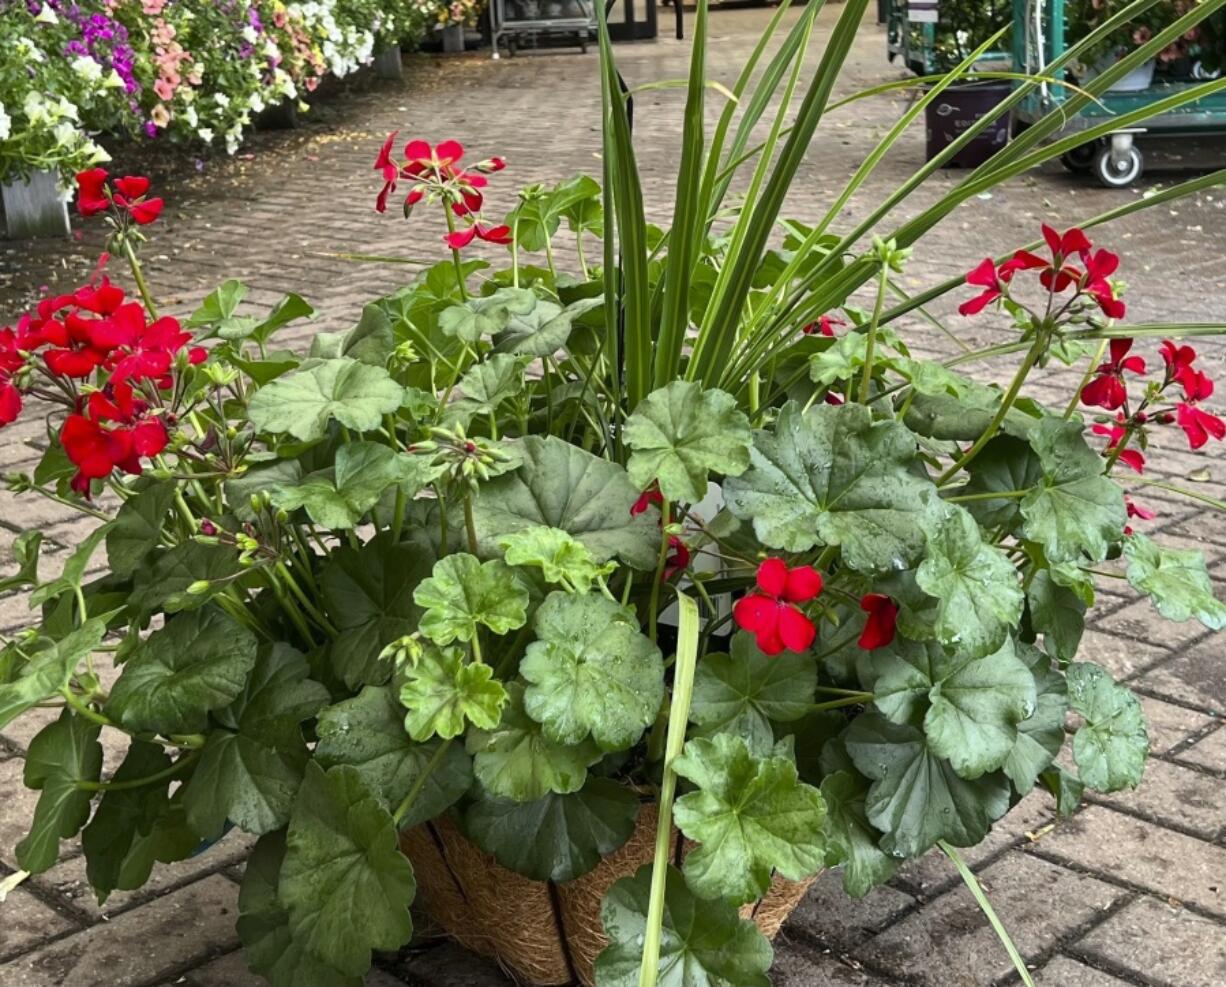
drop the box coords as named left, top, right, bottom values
left=402, top=805, right=815, bottom=987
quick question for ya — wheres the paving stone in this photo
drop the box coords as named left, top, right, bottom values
left=858, top=852, right=1122, bottom=986
left=1138, top=696, right=1218, bottom=755
left=1177, top=724, right=1226, bottom=774
left=1076, top=630, right=1171, bottom=682
left=784, top=870, right=916, bottom=951
left=1033, top=955, right=1134, bottom=986
left=1074, top=896, right=1226, bottom=987
left=0, top=874, right=239, bottom=986
left=0, top=887, right=79, bottom=961
left=0, top=757, right=51, bottom=869
left=1095, top=757, right=1223, bottom=842
left=770, top=938, right=894, bottom=987
left=1098, top=601, right=1215, bottom=653
left=1032, top=806, right=1226, bottom=917
left=1134, top=636, right=1226, bottom=715
left=186, top=948, right=409, bottom=986
left=33, top=830, right=254, bottom=921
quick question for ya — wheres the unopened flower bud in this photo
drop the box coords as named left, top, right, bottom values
left=1158, top=412, right=1175, bottom=424
left=186, top=579, right=212, bottom=595
left=200, top=518, right=219, bottom=537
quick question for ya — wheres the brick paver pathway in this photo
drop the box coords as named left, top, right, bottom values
left=1, top=4, right=1224, bottom=985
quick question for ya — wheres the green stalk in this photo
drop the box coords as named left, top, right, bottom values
left=76, top=749, right=200, bottom=792
left=123, top=239, right=159, bottom=318
left=443, top=208, right=469, bottom=301
left=392, top=739, right=453, bottom=827
left=944, top=489, right=1030, bottom=504
left=1130, top=479, right=1226, bottom=512
left=464, top=493, right=479, bottom=556
left=940, top=842, right=1036, bottom=987
left=637, top=592, right=700, bottom=987
left=857, top=264, right=890, bottom=405
left=1065, top=339, right=1110, bottom=419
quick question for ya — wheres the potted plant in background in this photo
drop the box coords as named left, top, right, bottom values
left=1, top=2, right=1224, bottom=986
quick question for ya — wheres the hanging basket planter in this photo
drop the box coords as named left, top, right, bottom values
left=402, top=805, right=815, bottom=987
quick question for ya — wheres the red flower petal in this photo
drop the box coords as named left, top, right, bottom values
left=444, top=227, right=477, bottom=249
left=75, top=168, right=110, bottom=216
left=957, top=288, right=1000, bottom=317
left=777, top=604, right=817, bottom=652
left=128, top=197, right=163, bottom=226
left=857, top=593, right=899, bottom=650
left=755, top=558, right=789, bottom=598
left=734, top=593, right=779, bottom=637
left=1116, top=448, right=1146, bottom=473
left=0, top=379, right=21, bottom=426
left=782, top=565, right=823, bottom=603
left=435, top=140, right=464, bottom=165
left=1080, top=374, right=1126, bottom=411
left=965, top=258, right=998, bottom=288
left=113, top=175, right=150, bottom=198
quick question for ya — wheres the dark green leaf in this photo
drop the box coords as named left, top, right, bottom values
left=493, top=296, right=602, bottom=358
left=1004, top=647, right=1068, bottom=794
left=0, top=618, right=108, bottom=729
left=29, top=524, right=112, bottom=608
left=438, top=288, right=538, bottom=342
left=107, top=607, right=259, bottom=734
left=1027, top=569, right=1086, bottom=661
left=270, top=443, right=409, bottom=530
left=340, top=303, right=394, bottom=365
left=442, top=353, right=529, bottom=427
left=129, top=542, right=246, bottom=617
left=463, top=776, right=638, bottom=882
left=820, top=770, right=898, bottom=898
left=1067, top=662, right=1148, bottom=792
left=0, top=529, right=42, bottom=594
left=958, top=436, right=1044, bottom=529
left=106, top=484, right=176, bottom=577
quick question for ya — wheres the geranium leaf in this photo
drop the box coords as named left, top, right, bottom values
left=399, top=645, right=507, bottom=741
left=29, top=524, right=112, bottom=608
left=673, top=733, right=827, bottom=905
left=467, top=682, right=601, bottom=801
left=958, top=436, right=1044, bottom=529
left=129, top=542, right=246, bottom=617
left=280, top=764, right=416, bottom=976
left=106, top=484, right=176, bottom=577
left=1027, top=569, right=1086, bottom=661
left=463, top=777, right=639, bottom=883
left=917, top=505, right=1023, bottom=659
left=439, top=287, right=539, bottom=342
left=474, top=435, right=660, bottom=568
left=845, top=713, right=1011, bottom=858
left=16, top=711, right=103, bottom=873
left=321, top=536, right=431, bottom=688
left=1040, top=765, right=1085, bottom=817
left=239, top=831, right=360, bottom=987
left=0, top=617, right=108, bottom=729
left=183, top=644, right=330, bottom=838
left=340, top=303, right=394, bottom=366
left=269, top=443, right=410, bottom=530
left=820, top=770, right=898, bottom=898
left=724, top=402, right=934, bottom=573
left=1004, top=647, right=1068, bottom=794
left=500, top=525, right=616, bottom=593
left=520, top=591, right=663, bottom=752
left=107, top=607, right=259, bottom=735
left=594, top=863, right=773, bottom=987
left=689, top=632, right=816, bottom=754
left=493, top=296, right=602, bottom=357
left=1020, top=418, right=1126, bottom=564
left=902, top=381, right=1041, bottom=442
left=442, top=353, right=528, bottom=427
left=1123, top=533, right=1226, bottom=630
left=315, top=685, right=471, bottom=824
left=624, top=381, right=752, bottom=503
left=1066, top=662, right=1149, bottom=793
left=0, top=529, right=42, bottom=594
left=248, top=358, right=405, bottom=442
left=413, top=554, right=529, bottom=645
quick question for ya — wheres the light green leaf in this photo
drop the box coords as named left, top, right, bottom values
left=624, top=381, right=751, bottom=503
left=724, top=402, right=934, bottom=573
left=673, top=733, right=827, bottom=904
left=248, top=358, right=405, bottom=442
left=493, top=296, right=602, bottom=357
left=1123, top=533, right=1226, bottom=630
left=474, top=435, right=660, bottom=569
left=689, top=632, right=816, bottom=754
left=468, top=682, right=601, bottom=801
left=315, top=685, right=471, bottom=823
left=595, top=864, right=773, bottom=987
left=872, top=637, right=1037, bottom=779
left=280, top=764, right=415, bottom=976
left=820, top=770, right=898, bottom=898
left=1027, top=569, right=1086, bottom=661
left=520, top=591, right=663, bottom=752
left=438, top=288, right=539, bottom=342
left=106, top=607, right=259, bottom=734
left=916, top=506, right=1023, bottom=658
left=270, top=443, right=408, bottom=530
left=809, top=332, right=873, bottom=387
left=897, top=360, right=979, bottom=399
left=1004, top=647, right=1068, bottom=794
left=183, top=644, right=329, bottom=838
left=399, top=645, right=507, bottom=741
left=499, top=526, right=616, bottom=594
left=239, top=832, right=361, bottom=987
left=106, top=484, right=176, bottom=577
left=463, top=777, right=638, bottom=882
left=321, top=537, right=431, bottom=689
left=413, top=554, right=529, bottom=645
left=16, top=711, right=103, bottom=873
left=1020, top=418, right=1126, bottom=564
left=845, top=713, right=1011, bottom=858
left=1067, top=662, right=1149, bottom=792
left=1040, top=765, right=1085, bottom=817
left=442, top=353, right=528, bottom=427
left=0, top=618, right=108, bottom=729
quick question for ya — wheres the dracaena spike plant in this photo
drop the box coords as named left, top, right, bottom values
left=2, top=0, right=1226, bottom=984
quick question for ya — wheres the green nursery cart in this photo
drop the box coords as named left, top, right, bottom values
left=1011, top=0, right=1226, bottom=187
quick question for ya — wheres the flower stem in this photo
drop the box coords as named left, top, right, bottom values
left=76, top=749, right=201, bottom=792
left=392, top=738, right=452, bottom=827
left=648, top=498, right=672, bottom=644
left=123, top=239, right=159, bottom=318
left=443, top=208, right=468, bottom=301
left=944, top=488, right=1031, bottom=504
left=463, top=493, right=479, bottom=556
left=857, top=264, right=891, bottom=405
left=1065, top=338, right=1109, bottom=420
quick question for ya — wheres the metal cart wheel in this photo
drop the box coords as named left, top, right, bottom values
left=1060, top=141, right=1099, bottom=173
left=1092, top=142, right=1143, bottom=188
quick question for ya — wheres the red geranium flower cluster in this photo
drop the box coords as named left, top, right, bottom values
left=76, top=169, right=164, bottom=226
left=733, top=558, right=822, bottom=655
left=62, top=382, right=169, bottom=494
left=1163, top=341, right=1224, bottom=449
left=373, top=135, right=511, bottom=248
left=1081, top=339, right=1146, bottom=411
left=959, top=225, right=1125, bottom=319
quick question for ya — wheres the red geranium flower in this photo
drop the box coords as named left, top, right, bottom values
left=1175, top=369, right=1225, bottom=450
left=445, top=222, right=513, bottom=249
left=958, top=258, right=1008, bottom=316
left=60, top=381, right=167, bottom=495
left=76, top=168, right=111, bottom=217
left=1091, top=414, right=1145, bottom=473
left=112, top=175, right=164, bottom=226
left=733, top=558, right=822, bottom=656
left=0, top=375, right=20, bottom=426
left=1038, top=224, right=1091, bottom=292
left=1124, top=496, right=1156, bottom=536
left=803, top=314, right=846, bottom=337
left=663, top=536, right=691, bottom=581
left=630, top=484, right=664, bottom=517
left=1160, top=340, right=1197, bottom=385
left=1080, top=248, right=1125, bottom=318
left=858, top=593, right=899, bottom=650
left=1080, top=338, right=1145, bottom=410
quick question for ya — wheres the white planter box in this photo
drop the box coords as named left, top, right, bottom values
left=2, top=170, right=70, bottom=240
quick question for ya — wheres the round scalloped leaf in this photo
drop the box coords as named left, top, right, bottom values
left=1067, top=662, right=1149, bottom=793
